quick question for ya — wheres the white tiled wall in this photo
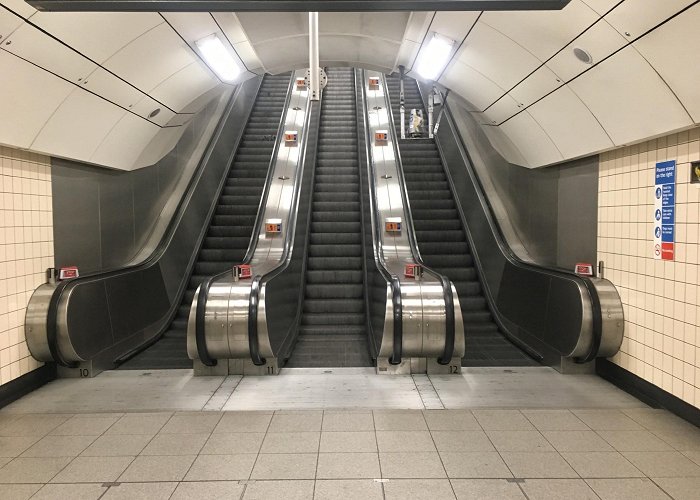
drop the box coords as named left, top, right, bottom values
left=599, top=128, right=700, bottom=408
left=0, top=146, right=52, bottom=386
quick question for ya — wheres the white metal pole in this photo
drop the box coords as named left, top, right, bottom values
left=309, top=12, right=320, bottom=101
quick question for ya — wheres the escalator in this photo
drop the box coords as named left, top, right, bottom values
left=385, top=74, right=537, bottom=367
left=286, top=67, right=372, bottom=368
left=118, top=73, right=291, bottom=369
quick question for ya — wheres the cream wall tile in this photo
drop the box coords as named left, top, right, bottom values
left=0, top=146, right=50, bottom=387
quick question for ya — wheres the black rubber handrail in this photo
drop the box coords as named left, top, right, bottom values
left=381, top=73, right=456, bottom=365
left=195, top=72, right=297, bottom=366
left=357, top=69, right=404, bottom=365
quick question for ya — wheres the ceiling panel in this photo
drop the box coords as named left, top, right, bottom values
left=149, top=61, right=220, bottom=111
left=509, top=65, right=562, bottom=108
left=31, top=87, right=125, bottom=160
left=32, top=12, right=162, bottom=64
left=481, top=123, right=528, bottom=165
left=0, top=6, right=24, bottom=40
left=431, top=11, right=480, bottom=42
left=236, top=12, right=307, bottom=43
left=480, top=0, right=599, bottom=60
left=0, top=49, right=73, bottom=148
left=212, top=12, right=249, bottom=44
left=528, top=85, right=613, bottom=158
left=439, top=59, right=507, bottom=112
left=103, top=22, right=196, bottom=94
left=322, top=35, right=399, bottom=71
left=4, top=22, right=95, bottom=84
left=321, top=12, right=409, bottom=42
left=633, top=4, right=700, bottom=122
left=546, top=18, right=627, bottom=82
left=1, top=0, right=36, bottom=18
left=480, top=95, right=520, bottom=125
left=457, top=21, right=542, bottom=91
left=580, top=0, right=621, bottom=16
left=499, top=110, right=563, bottom=167
left=253, top=36, right=307, bottom=73
left=604, top=0, right=695, bottom=39
left=90, top=112, right=160, bottom=169
left=568, top=45, right=692, bottom=145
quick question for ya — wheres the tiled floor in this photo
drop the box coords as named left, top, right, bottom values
left=0, top=368, right=698, bottom=499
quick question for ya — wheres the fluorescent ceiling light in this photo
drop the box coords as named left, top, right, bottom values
left=416, top=34, right=454, bottom=81
left=195, top=34, right=241, bottom=82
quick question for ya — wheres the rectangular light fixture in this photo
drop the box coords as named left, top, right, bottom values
left=416, top=33, right=454, bottom=81
left=195, top=34, right=241, bottom=82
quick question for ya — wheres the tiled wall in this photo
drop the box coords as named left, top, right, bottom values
left=0, top=146, right=52, bottom=386
left=599, top=127, right=700, bottom=409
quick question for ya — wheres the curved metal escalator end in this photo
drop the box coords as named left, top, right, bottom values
left=576, top=277, right=625, bottom=363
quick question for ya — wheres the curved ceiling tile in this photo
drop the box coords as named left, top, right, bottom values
left=148, top=61, right=220, bottom=112
left=568, top=46, right=692, bottom=145
left=480, top=0, right=599, bottom=61
left=31, top=87, right=125, bottom=160
left=90, top=112, right=160, bottom=170
left=431, top=11, right=480, bottom=42
left=212, top=13, right=249, bottom=44
left=481, top=95, right=521, bottom=125
left=634, top=3, right=700, bottom=122
left=440, top=59, right=507, bottom=112
left=253, top=36, right=307, bottom=74
left=457, top=22, right=542, bottom=91
left=0, top=7, right=24, bottom=40
left=82, top=67, right=145, bottom=110
left=32, top=12, right=162, bottom=64
left=0, top=50, right=73, bottom=148
left=604, top=0, right=695, bottom=39
left=322, top=35, right=399, bottom=72
left=528, top=85, right=613, bottom=158
left=321, top=12, right=409, bottom=42
left=509, top=65, right=562, bottom=108
left=580, top=0, right=620, bottom=16
left=236, top=12, right=307, bottom=43
left=4, top=23, right=96, bottom=84
left=499, top=111, right=563, bottom=167
left=481, top=124, right=529, bottom=165
left=547, top=19, right=627, bottom=82
left=1, top=0, right=36, bottom=18
left=103, top=22, right=196, bottom=94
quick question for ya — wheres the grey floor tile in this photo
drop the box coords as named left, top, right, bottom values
left=81, top=434, right=152, bottom=456
left=653, top=477, right=700, bottom=500
left=597, top=430, right=674, bottom=452
left=268, top=412, right=323, bottom=432
left=171, top=481, right=245, bottom=500
left=21, top=435, right=96, bottom=457
left=431, top=430, right=495, bottom=452
left=682, top=450, right=700, bottom=465
left=573, top=410, right=644, bottom=431
left=380, top=451, right=446, bottom=478
left=105, top=413, right=171, bottom=436
left=562, top=452, right=643, bottom=478
left=383, top=478, right=456, bottom=499
left=587, top=478, right=671, bottom=500
left=373, top=411, right=428, bottom=431
left=500, top=452, right=578, bottom=479
left=376, top=430, right=436, bottom=452
left=214, top=412, right=273, bottom=433
left=140, top=433, right=208, bottom=455
left=0, top=456, right=9, bottom=468
left=486, top=431, right=554, bottom=452
left=184, top=454, right=257, bottom=480
left=473, top=410, right=534, bottom=431
left=159, top=413, right=222, bottom=434
left=322, top=412, right=374, bottom=431
left=320, top=431, right=377, bottom=452
left=101, top=482, right=177, bottom=500
left=0, top=436, right=39, bottom=457
left=0, top=457, right=72, bottom=483
left=0, top=415, right=71, bottom=437
left=32, top=483, right=108, bottom=500
left=317, top=452, right=381, bottom=479
left=623, top=451, right=700, bottom=477
left=51, top=456, right=133, bottom=483
left=542, top=430, right=614, bottom=452
left=520, top=479, right=599, bottom=499
left=242, top=479, right=314, bottom=499
left=261, top=431, right=320, bottom=453
left=0, top=484, right=42, bottom=500
left=423, top=410, right=480, bottom=431
left=451, top=479, right=525, bottom=499
left=651, top=428, right=700, bottom=451
left=50, top=416, right=119, bottom=436
left=522, top=410, right=590, bottom=431
left=250, top=453, right=318, bottom=479
left=314, top=479, right=383, bottom=500
left=440, top=452, right=512, bottom=479
left=118, top=455, right=195, bottom=482
left=200, top=432, right=264, bottom=454
left=622, top=408, right=694, bottom=433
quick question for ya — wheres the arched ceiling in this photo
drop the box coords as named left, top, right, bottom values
left=0, top=0, right=698, bottom=170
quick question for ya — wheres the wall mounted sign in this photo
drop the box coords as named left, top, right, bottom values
left=691, top=161, right=700, bottom=185
left=654, top=160, right=676, bottom=261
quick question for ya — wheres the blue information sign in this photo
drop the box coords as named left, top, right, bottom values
left=654, top=160, right=676, bottom=260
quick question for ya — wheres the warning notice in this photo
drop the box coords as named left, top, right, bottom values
left=654, top=160, right=676, bottom=261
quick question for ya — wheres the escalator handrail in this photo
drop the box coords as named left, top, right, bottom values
left=196, top=72, right=297, bottom=366
left=45, top=81, right=259, bottom=367
left=380, top=74, right=456, bottom=365
left=431, top=88, right=605, bottom=361
left=358, top=69, right=404, bottom=365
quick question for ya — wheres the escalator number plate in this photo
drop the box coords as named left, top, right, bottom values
left=369, top=77, right=380, bottom=89
left=385, top=217, right=401, bottom=232
left=375, top=130, right=388, bottom=145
